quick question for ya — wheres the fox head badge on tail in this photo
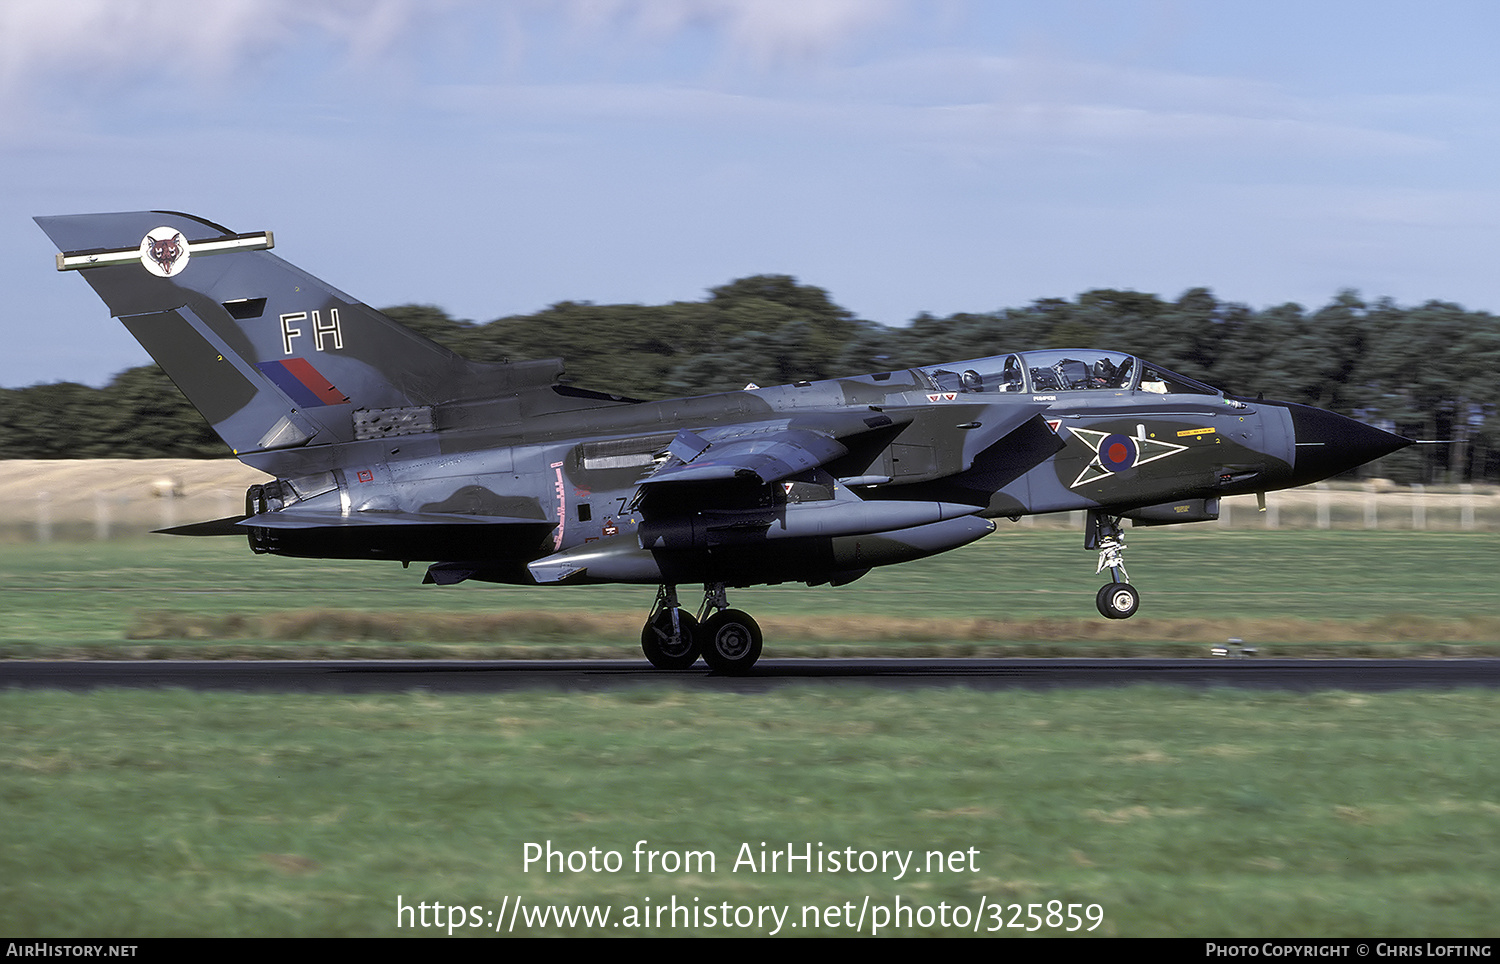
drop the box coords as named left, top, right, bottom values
left=38, top=210, right=1410, bottom=673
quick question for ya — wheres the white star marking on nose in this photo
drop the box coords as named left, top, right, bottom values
left=1065, top=427, right=1188, bottom=488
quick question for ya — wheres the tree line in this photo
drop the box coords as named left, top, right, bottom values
left=2, top=276, right=1495, bottom=483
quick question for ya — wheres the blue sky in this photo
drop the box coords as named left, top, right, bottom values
left=5, top=0, right=1500, bottom=388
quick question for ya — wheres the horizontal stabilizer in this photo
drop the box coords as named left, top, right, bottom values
left=154, top=516, right=249, bottom=537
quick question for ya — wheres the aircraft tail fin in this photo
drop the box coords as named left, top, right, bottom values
left=36, top=211, right=546, bottom=471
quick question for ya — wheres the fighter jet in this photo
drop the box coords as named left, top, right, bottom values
left=36, top=211, right=1409, bottom=673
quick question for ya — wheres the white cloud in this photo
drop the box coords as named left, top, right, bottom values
left=0, top=0, right=904, bottom=87
left=4, top=1, right=291, bottom=86
left=0, top=0, right=913, bottom=137
left=556, top=0, right=906, bottom=63
left=817, top=49, right=1449, bottom=161
left=427, top=59, right=1443, bottom=167
left=0, top=0, right=434, bottom=109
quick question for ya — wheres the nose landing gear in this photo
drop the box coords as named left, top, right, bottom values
left=1087, top=511, right=1139, bottom=619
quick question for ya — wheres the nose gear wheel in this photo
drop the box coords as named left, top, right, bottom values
left=1096, top=582, right=1140, bottom=619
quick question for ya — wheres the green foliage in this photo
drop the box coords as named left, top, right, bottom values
left=0, top=382, right=110, bottom=457
left=4, top=277, right=1498, bottom=481
left=97, top=366, right=224, bottom=458
left=431, top=273, right=858, bottom=398
left=380, top=303, right=476, bottom=346
left=0, top=367, right=222, bottom=459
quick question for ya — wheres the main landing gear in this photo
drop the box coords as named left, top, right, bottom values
left=1087, top=511, right=1140, bottom=619
left=640, top=583, right=764, bottom=674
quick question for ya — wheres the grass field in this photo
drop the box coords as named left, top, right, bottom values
left=1, top=528, right=1497, bottom=657
left=3, top=529, right=1498, bottom=938
left=2, top=686, right=1497, bottom=937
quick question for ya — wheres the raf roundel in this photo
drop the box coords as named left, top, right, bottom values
left=139, top=226, right=190, bottom=278
left=1098, top=433, right=1139, bottom=473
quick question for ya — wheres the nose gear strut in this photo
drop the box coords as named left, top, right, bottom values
left=1086, top=511, right=1140, bottom=619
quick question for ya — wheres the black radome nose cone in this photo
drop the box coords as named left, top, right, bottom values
left=1286, top=402, right=1411, bottom=487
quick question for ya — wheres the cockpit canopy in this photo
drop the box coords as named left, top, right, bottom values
left=918, top=349, right=1220, bottom=397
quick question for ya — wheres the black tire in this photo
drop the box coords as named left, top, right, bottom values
left=640, top=610, right=701, bottom=669
left=699, top=609, right=763, bottom=675
left=1096, top=583, right=1140, bottom=620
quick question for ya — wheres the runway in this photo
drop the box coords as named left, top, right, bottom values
left=4, top=658, right=1499, bottom=694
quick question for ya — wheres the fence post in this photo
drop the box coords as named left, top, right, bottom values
left=159, top=489, right=177, bottom=531
left=1460, top=484, right=1474, bottom=531
left=36, top=491, right=52, bottom=544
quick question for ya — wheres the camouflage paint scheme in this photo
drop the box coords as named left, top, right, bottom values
left=37, top=211, right=1409, bottom=672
